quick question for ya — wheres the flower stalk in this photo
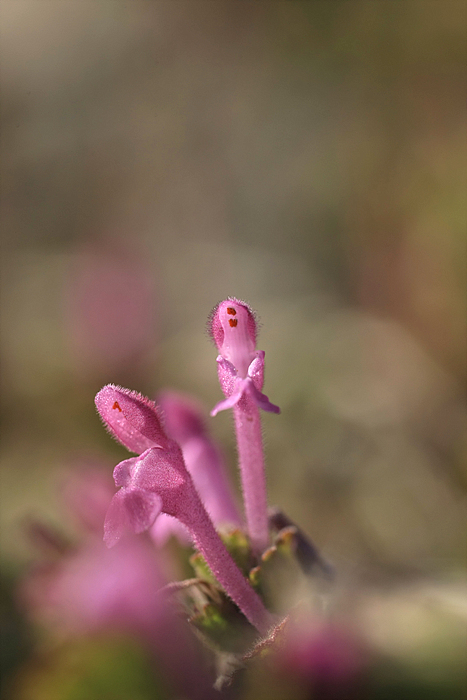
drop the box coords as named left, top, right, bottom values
left=232, top=394, right=269, bottom=554
left=183, top=499, right=272, bottom=635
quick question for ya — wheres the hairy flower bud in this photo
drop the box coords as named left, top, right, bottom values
left=209, top=299, right=280, bottom=417
left=209, top=298, right=257, bottom=378
left=95, top=384, right=169, bottom=453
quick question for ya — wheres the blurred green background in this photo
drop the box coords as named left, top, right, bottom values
left=1, top=1, right=466, bottom=697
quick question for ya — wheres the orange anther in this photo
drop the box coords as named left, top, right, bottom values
left=229, top=318, right=238, bottom=327
left=112, top=401, right=122, bottom=412
left=226, top=307, right=237, bottom=315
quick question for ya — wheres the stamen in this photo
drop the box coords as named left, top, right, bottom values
left=229, top=318, right=238, bottom=327
left=112, top=401, right=122, bottom=412
left=227, top=307, right=237, bottom=315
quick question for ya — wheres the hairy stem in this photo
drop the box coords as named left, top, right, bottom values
left=233, top=396, right=269, bottom=554
left=184, top=499, right=272, bottom=635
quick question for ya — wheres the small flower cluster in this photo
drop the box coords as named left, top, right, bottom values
left=22, top=298, right=371, bottom=699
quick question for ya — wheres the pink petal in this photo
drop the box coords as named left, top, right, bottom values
left=95, top=384, right=168, bottom=454
left=247, top=350, right=266, bottom=390
left=247, top=353, right=281, bottom=413
left=113, top=457, right=138, bottom=487
left=124, top=489, right=162, bottom=534
left=210, top=299, right=257, bottom=378
left=104, top=488, right=162, bottom=547
left=216, top=356, right=238, bottom=397
left=210, top=388, right=244, bottom=416
left=131, top=445, right=194, bottom=520
left=211, top=355, right=281, bottom=416
left=104, top=490, right=129, bottom=547
left=248, top=382, right=281, bottom=414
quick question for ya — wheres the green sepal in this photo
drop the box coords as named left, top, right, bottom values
left=189, top=597, right=258, bottom=653
left=220, top=527, right=254, bottom=575
left=189, top=551, right=218, bottom=585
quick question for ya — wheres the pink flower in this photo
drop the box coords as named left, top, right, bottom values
left=209, top=299, right=280, bottom=553
left=277, top=619, right=369, bottom=697
left=65, top=243, right=158, bottom=377
left=22, top=469, right=165, bottom=636
left=30, top=536, right=166, bottom=635
left=95, top=384, right=272, bottom=634
left=209, top=298, right=280, bottom=417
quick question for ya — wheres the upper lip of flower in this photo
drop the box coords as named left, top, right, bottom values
left=95, top=384, right=169, bottom=454
left=208, top=298, right=258, bottom=376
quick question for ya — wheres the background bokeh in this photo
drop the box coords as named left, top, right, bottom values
left=1, top=1, right=466, bottom=698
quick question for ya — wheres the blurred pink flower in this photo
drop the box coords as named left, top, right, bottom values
left=65, top=242, right=157, bottom=377
left=21, top=468, right=165, bottom=637
left=21, top=467, right=217, bottom=699
left=28, top=536, right=165, bottom=636
left=151, top=390, right=241, bottom=545
left=60, top=464, right=117, bottom=534
left=278, top=618, right=369, bottom=698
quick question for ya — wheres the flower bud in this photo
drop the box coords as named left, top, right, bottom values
left=209, top=298, right=257, bottom=378
left=95, top=384, right=169, bottom=453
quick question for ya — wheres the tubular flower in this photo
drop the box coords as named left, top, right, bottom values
left=151, top=390, right=242, bottom=545
left=157, top=390, right=241, bottom=527
left=209, top=299, right=280, bottom=553
left=95, top=384, right=272, bottom=634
